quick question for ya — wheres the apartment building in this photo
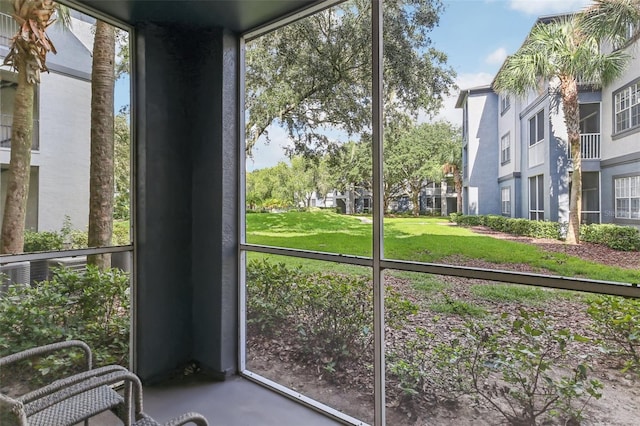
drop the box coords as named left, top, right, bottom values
left=456, top=15, right=640, bottom=229
left=0, top=6, right=92, bottom=233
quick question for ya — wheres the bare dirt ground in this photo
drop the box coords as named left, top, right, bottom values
left=247, top=227, right=640, bottom=425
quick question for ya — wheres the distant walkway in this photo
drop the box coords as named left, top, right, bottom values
left=355, top=216, right=372, bottom=224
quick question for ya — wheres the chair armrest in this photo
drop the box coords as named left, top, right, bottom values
left=0, top=340, right=92, bottom=371
left=19, top=365, right=129, bottom=405
left=0, top=393, right=28, bottom=426
left=22, top=367, right=144, bottom=423
left=164, top=412, right=209, bottom=426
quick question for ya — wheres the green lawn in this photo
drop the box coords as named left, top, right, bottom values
left=246, top=210, right=640, bottom=284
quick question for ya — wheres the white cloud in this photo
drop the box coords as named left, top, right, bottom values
left=485, top=47, right=507, bottom=65
left=508, top=0, right=592, bottom=15
left=427, top=72, right=495, bottom=126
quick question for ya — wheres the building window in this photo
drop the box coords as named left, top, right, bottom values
left=529, top=175, right=544, bottom=220
left=614, top=81, right=640, bottom=134
left=529, top=110, right=544, bottom=146
left=500, top=94, right=510, bottom=113
left=500, top=133, right=510, bottom=165
left=501, top=186, right=510, bottom=215
left=615, top=176, right=640, bottom=219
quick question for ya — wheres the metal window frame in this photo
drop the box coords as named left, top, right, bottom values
left=237, top=2, right=640, bottom=426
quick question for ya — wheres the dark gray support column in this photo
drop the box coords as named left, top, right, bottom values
left=134, top=23, right=239, bottom=382
left=134, top=23, right=194, bottom=382
left=191, top=29, right=239, bottom=379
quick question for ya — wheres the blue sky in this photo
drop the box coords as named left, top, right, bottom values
left=244, top=0, right=593, bottom=170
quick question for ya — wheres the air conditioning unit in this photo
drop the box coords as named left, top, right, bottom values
left=30, top=259, right=50, bottom=286
left=0, top=261, right=31, bottom=293
left=47, top=256, right=87, bottom=279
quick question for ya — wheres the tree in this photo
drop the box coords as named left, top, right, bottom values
left=326, top=140, right=371, bottom=214
left=113, top=110, right=130, bottom=221
left=385, top=121, right=461, bottom=216
left=1, top=0, right=65, bottom=253
left=245, top=0, right=455, bottom=156
left=493, top=11, right=630, bottom=245
left=87, top=20, right=116, bottom=269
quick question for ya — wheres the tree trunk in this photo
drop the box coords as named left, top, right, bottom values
left=410, top=182, right=420, bottom=216
left=561, top=76, right=581, bottom=245
left=88, top=21, right=116, bottom=269
left=455, top=171, right=462, bottom=213
left=1, top=58, right=34, bottom=254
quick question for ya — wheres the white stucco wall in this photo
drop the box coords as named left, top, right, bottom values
left=36, top=72, right=91, bottom=232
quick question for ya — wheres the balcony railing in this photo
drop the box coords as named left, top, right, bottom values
left=1, top=114, right=40, bottom=151
left=0, top=12, right=17, bottom=46
left=580, top=133, right=600, bottom=160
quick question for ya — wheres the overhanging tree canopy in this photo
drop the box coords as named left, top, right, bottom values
left=245, top=0, right=455, bottom=156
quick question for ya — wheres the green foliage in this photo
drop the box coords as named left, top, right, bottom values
left=429, top=294, right=486, bottom=317
left=112, top=220, right=130, bottom=246
left=0, top=266, right=130, bottom=371
left=245, top=0, right=455, bottom=154
left=439, top=310, right=602, bottom=425
left=453, top=215, right=640, bottom=252
left=387, top=325, right=472, bottom=404
left=581, top=223, right=640, bottom=251
left=23, top=230, right=64, bottom=252
left=114, top=111, right=131, bottom=221
left=587, top=295, right=640, bottom=374
left=453, top=214, right=563, bottom=239
left=246, top=259, right=417, bottom=371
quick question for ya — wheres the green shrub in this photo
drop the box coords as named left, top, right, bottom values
left=453, top=214, right=483, bottom=226
left=112, top=220, right=131, bottom=246
left=438, top=310, right=602, bottom=425
left=23, top=230, right=64, bottom=252
left=581, top=224, right=640, bottom=251
left=246, top=259, right=417, bottom=371
left=0, top=266, right=130, bottom=371
left=586, top=295, right=640, bottom=374
left=388, top=325, right=472, bottom=404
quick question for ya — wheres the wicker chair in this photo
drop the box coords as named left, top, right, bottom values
left=0, top=340, right=208, bottom=426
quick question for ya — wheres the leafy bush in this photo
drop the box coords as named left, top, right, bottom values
left=23, top=230, right=64, bottom=252
left=388, top=325, right=470, bottom=405
left=0, top=266, right=130, bottom=371
left=112, top=220, right=131, bottom=246
left=581, top=224, right=640, bottom=251
left=437, top=310, right=602, bottom=425
left=453, top=214, right=483, bottom=226
left=454, top=215, right=640, bottom=251
left=587, top=295, right=640, bottom=374
left=246, top=259, right=417, bottom=371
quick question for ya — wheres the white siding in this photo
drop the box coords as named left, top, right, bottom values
left=37, top=72, right=91, bottom=232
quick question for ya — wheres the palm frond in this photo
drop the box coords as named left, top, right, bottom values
left=581, top=0, right=640, bottom=48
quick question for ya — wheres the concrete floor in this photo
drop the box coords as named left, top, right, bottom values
left=89, top=375, right=343, bottom=426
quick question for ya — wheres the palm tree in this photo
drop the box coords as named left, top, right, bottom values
left=493, top=11, right=630, bottom=245
left=87, top=20, right=116, bottom=269
left=1, top=0, right=64, bottom=253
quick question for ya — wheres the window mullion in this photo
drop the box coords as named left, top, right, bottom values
left=372, top=1, right=385, bottom=425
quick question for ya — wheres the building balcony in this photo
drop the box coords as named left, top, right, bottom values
left=0, top=12, right=17, bottom=47
left=0, top=114, right=40, bottom=151
left=581, top=133, right=600, bottom=160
